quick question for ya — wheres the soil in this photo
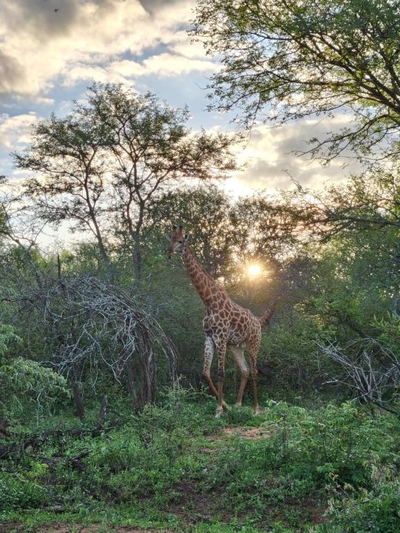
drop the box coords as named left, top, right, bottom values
left=220, top=426, right=271, bottom=439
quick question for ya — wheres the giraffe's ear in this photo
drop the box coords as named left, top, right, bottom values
left=184, top=234, right=189, bottom=243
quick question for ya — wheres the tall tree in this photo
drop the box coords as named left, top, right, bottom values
left=0, top=176, right=45, bottom=289
left=14, top=108, right=113, bottom=272
left=15, top=83, right=239, bottom=282
left=149, top=184, right=235, bottom=278
left=230, top=193, right=300, bottom=262
left=192, top=0, right=400, bottom=162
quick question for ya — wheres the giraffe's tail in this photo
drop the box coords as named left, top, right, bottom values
left=258, top=308, right=275, bottom=328
left=258, top=298, right=278, bottom=328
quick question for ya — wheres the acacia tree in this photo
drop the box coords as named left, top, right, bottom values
left=14, top=111, right=113, bottom=271
left=15, top=83, right=239, bottom=282
left=230, top=193, right=301, bottom=261
left=192, top=0, right=400, bottom=162
left=149, top=184, right=235, bottom=278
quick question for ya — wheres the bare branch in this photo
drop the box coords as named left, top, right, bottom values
left=318, top=337, right=400, bottom=414
left=6, top=274, right=178, bottom=409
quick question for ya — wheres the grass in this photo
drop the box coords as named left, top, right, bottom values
left=1, top=387, right=400, bottom=532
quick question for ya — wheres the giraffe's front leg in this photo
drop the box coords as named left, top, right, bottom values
left=203, top=336, right=228, bottom=414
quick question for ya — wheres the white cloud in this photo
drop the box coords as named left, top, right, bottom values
left=109, top=59, right=146, bottom=78
left=0, top=0, right=203, bottom=100
left=228, top=117, right=363, bottom=194
left=62, top=64, right=119, bottom=87
left=0, top=113, right=40, bottom=180
left=0, top=113, right=39, bottom=150
left=139, top=0, right=189, bottom=15
left=142, top=52, right=216, bottom=76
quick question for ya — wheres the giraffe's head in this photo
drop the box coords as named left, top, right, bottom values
left=166, top=225, right=189, bottom=256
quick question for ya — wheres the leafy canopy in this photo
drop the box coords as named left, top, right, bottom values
left=14, top=83, right=239, bottom=280
left=192, top=0, right=400, bottom=161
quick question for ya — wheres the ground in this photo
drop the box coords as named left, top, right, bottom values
left=0, top=424, right=327, bottom=533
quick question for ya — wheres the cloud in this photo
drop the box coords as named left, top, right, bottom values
left=0, top=113, right=39, bottom=151
left=1, top=0, right=80, bottom=40
left=0, top=0, right=200, bottom=101
left=110, top=59, right=145, bottom=77
left=142, top=52, right=216, bottom=76
left=139, top=0, right=184, bottom=14
left=0, top=113, right=39, bottom=179
left=228, top=117, right=364, bottom=194
left=0, top=51, right=27, bottom=95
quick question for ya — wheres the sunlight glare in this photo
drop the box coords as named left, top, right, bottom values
left=247, top=263, right=262, bottom=278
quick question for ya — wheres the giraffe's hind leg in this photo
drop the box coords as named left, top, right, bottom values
left=230, top=345, right=250, bottom=407
left=248, top=345, right=261, bottom=415
left=203, top=335, right=228, bottom=413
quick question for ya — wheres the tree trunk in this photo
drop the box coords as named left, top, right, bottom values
left=71, top=367, right=85, bottom=420
left=126, top=359, right=139, bottom=412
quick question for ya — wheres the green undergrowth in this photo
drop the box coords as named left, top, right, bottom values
left=1, top=387, right=400, bottom=532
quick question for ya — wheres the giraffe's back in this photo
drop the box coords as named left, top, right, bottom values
left=204, top=301, right=261, bottom=347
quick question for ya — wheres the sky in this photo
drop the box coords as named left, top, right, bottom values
left=0, top=0, right=358, bottom=198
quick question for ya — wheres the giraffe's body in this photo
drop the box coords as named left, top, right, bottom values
left=167, top=226, right=273, bottom=417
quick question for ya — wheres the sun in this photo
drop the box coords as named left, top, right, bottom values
left=247, top=263, right=262, bottom=278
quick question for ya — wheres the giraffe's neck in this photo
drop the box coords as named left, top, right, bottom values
left=182, top=246, right=225, bottom=308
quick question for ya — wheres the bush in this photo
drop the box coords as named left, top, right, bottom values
left=324, top=469, right=400, bottom=532
left=78, top=385, right=215, bottom=505
left=1, top=390, right=400, bottom=532
left=261, top=400, right=398, bottom=489
left=0, top=471, right=50, bottom=512
left=0, top=357, right=70, bottom=422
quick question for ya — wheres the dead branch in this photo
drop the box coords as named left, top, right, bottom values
left=318, top=338, right=400, bottom=414
left=5, top=274, right=178, bottom=412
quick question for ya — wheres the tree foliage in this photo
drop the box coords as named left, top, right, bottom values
left=15, top=83, right=239, bottom=281
left=192, top=0, right=400, bottom=161
left=0, top=358, right=70, bottom=421
left=0, top=323, right=69, bottom=421
left=150, top=184, right=235, bottom=277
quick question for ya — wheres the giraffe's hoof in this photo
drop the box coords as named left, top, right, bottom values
left=215, top=407, right=224, bottom=418
left=222, top=401, right=229, bottom=410
left=253, top=406, right=263, bottom=415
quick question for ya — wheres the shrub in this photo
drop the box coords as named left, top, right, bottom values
left=0, top=471, right=50, bottom=512
left=324, top=468, right=400, bottom=532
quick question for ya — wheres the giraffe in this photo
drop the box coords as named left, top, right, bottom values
left=167, top=225, right=274, bottom=417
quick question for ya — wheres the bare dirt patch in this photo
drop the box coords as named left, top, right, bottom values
left=221, top=426, right=271, bottom=439
left=199, top=425, right=271, bottom=454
